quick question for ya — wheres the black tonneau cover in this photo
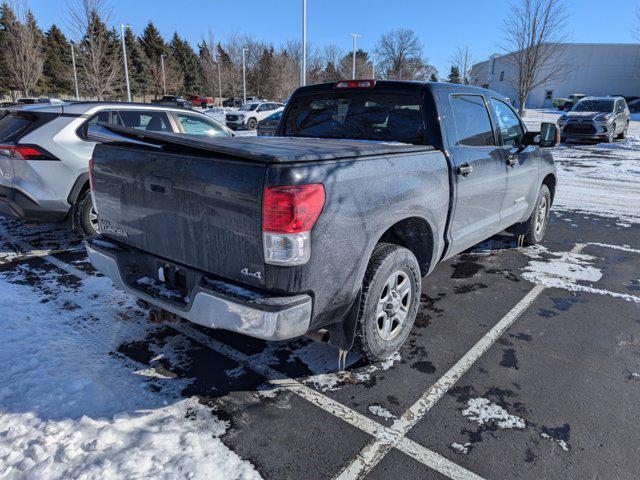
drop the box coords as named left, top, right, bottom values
left=91, top=123, right=433, bottom=164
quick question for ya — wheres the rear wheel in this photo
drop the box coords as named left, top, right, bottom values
left=617, top=121, right=629, bottom=139
left=74, top=189, right=99, bottom=238
left=247, top=118, right=257, bottom=130
left=352, top=243, right=421, bottom=362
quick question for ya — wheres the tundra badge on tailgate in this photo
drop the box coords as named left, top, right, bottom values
left=99, top=220, right=129, bottom=238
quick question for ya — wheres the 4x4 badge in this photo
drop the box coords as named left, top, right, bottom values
left=241, top=268, right=262, bottom=280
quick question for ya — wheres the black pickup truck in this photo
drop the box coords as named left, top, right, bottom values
left=86, top=80, right=558, bottom=361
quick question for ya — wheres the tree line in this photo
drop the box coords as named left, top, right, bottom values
left=0, top=0, right=438, bottom=102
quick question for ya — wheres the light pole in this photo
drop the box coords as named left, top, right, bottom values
left=216, top=58, right=223, bottom=107
left=371, top=53, right=376, bottom=79
left=70, top=43, right=79, bottom=100
left=120, top=24, right=132, bottom=102
left=160, top=54, right=167, bottom=96
left=350, top=33, right=360, bottom=80
left=242, top=48, right=248, bottom=104
left=301, top=0, right=306, bottom=86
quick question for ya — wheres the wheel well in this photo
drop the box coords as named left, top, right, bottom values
left=378, top=217, right=434, bottom=276
left=542, top=174, right=556, bottom=204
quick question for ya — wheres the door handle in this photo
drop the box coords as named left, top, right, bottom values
left=506, top=154, right=517, bottom=167
left=457, top=163, right=473, bottom=176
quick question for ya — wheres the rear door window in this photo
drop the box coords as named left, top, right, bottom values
left=113, top=110, right=172, bottom=132
left=449, top=95, right=495, bottom=147
left=282, top=92, right=424, bottom=144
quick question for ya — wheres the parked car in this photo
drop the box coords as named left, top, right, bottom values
left=226, top=101, right=284, bottom=130
left=86, top=80, right=558, bottom=361
left=256, top=110, right=283, bottom=136
left=188, top=95, right=215, bottom=108
left=15, top=97, right=64, bottom=105
left=628, top=98, right=640, bottom=113
left=557, top=96, right=630, bottom=143
left=222, top=97, right=243, bottom=108
left=552, top=93, right=586, bottom=111
left=0, top=102, right=233, bottom=237
left=150, top=96, right=190, bottom=108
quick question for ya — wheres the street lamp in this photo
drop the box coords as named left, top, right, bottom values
left=242, top=48, right=248, bottom=104
left=160, top=54, right=167, bottom=96
left=301, top=0, right=306, bottom=86
left=70, top=43, right=79, bottom=100
left=371, top=53, right=376, bottom=79
left=120, top=24, right=132, bottom=102
left=350, top=33, right=361, bottom=80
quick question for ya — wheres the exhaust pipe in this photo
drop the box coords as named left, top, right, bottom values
left=305, top=329, right=330, bottom=343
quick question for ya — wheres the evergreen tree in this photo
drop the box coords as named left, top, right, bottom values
left=447, top=65, right=461, bottom=84
left=0, top=1, right=17, bottom=95
left=322, top=61, right=340, bottom=82
left=140, top=21, right=165, bottom=63
left=40, top=25, right=72, bottom=95
left=169, top=32, right=203, bottom=94
left=429, top=72, right=438, bottom=82
left=124, top=28, right=149, bottom=99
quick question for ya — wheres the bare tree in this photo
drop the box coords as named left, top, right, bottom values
left=1, top=0, right=44, bottom=97
left=502, top=0, right=570, bottom=115
left=451, top=46, right=475, bottom=85
left=67, top=0, right=121, bottom=100
left=375, top=28, right=425, bottom=80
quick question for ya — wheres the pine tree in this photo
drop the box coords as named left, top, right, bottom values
left=40, top=25, right=72, bottom=95
left=0, top=1, right=17, bottom=95
left=140, top=22, right=182, bottom=97
left=447, top=66, right=461, bottom=84
left=169, top=32, right=203, bottom=95
left=429, top=72, right=438, bottom=82
left=124, top=28, right=149, bottom=100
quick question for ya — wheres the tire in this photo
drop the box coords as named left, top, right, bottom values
left=352, top=243, right=421, bottom=362
left=521, top=184, right=551, bottom=246
left=74, top=189, right=99, bottom=238
left=617, top=122, right=629, bottom=139
left=247, top=118, right=257, bottom=130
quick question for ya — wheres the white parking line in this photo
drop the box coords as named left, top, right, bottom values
left=170, top=321, right=485, bottom=480
left=0, top=230, right=88, bottom=279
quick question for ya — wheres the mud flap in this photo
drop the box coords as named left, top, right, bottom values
left=327, top=288, right=361, bottom=352
left=506, top=215, right=533, bottom=236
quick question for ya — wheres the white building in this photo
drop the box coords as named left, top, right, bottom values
left=470, top=43, right=640, bottom=109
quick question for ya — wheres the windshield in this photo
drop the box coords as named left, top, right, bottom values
left=239, top=103, right=259, bottom=111
left=282, top=92, right=425, bottom=144
left=572, top=100, right=614, bottom=113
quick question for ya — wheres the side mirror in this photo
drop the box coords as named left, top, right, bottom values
left=539, top=122, right=559, bottom=148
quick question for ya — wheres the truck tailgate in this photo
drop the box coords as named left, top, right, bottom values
left=91, top=144, right=266, bottom=288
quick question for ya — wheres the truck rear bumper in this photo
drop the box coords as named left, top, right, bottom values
left=86, top=240, right=312, bottom=341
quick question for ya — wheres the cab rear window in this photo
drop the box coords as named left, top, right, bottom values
left=282, top=92, right=425, bottom=144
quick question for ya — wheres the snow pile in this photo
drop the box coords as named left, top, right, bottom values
left=450, top=442, right=472, bottom=454
left=461, top=398, right=525, bottom=429
left=541, top=433, right=570, bottom=452
left=0, top=264, right=261, bottom=479
left=368, top=405, right=396, bottom=420
left=522, top=251, right=603, bottom=290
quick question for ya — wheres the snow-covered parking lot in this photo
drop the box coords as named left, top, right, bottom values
left=1, top=111, right=639, bottom=479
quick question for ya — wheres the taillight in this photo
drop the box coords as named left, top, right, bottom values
left=262, top=184, right=325, bottom=266
left=0, top=144, right=57, bottom=160
left=334, top=80, right=376, bottom=89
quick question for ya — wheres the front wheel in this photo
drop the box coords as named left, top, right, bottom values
left=521, top=184, right=551, bottom=246
left=74, top=189, right=100, bottom=238
left=617, top=121, right=629, bottom=139
left=247, top=118, right=257, bottom=130
left=352, top=243, right=421, bottom=362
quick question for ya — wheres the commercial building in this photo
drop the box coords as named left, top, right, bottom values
left=470, top=43, right=640, bottom=108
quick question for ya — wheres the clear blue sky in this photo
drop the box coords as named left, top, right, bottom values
left=30, top=0, right=640, bottom=76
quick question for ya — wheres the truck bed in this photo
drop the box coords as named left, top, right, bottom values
left=93, top=123, right=433, bottom=163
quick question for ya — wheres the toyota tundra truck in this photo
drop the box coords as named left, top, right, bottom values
left=86, top=80, right=558, bottom=361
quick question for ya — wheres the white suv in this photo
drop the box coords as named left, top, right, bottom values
left=225, top=102, right=284, bottom=130
left=0, top=102, right=233, bottom=236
